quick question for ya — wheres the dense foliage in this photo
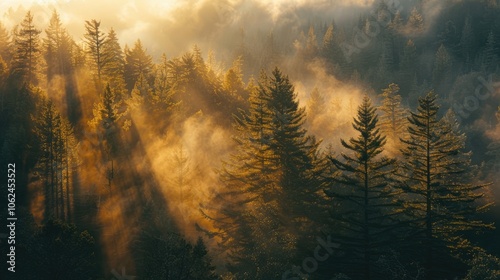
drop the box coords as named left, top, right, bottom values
left=1, top=1, right=499, bottom=279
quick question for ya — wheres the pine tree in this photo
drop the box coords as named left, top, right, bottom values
left=400, top=39, right=417, bottom=76
left=11, top=11, right=42, bottom=85
left=0, top=56, right=7, bottom=110
left=0, top=21, right=12, bottom=64
left=209, top=70, right=285, bottom=278
left=83, top=19, right=106, bottom=81
left=321, top=24, right=335, bottom=60
left=482, top=31, right=498, bottom=72
left=460, top=16, right=475, bottom=69
left=486, top=106, right=500, bottom=174
left=304, top=25, right=319, bottom=58
left=70, top=41, right=86, bottom=69
left=432, top=44, right=452, bottom=92
left=327, top=96, right=400, bottom=279
left=33, top=98, right=58, bottom=219
left=307, top=87, right=325, bottom=121
left=101, top=28, right=125, bottom=93
left=223, top=56, right=246, bottom=101
left=130, top=72, right=154, bottom=109
left=400, top=91, right=493, bottom=279
left=407, top=7, right=424, bottom=32
left=208, top=68, right=326, bottom=278
left=378, top=83, right=408, bottom=155
left=389, top=11, right=403, bottom=31
left=44, top=10, right=73, bottom=80
left=266, top=68, right=325, bottom=216
left=89, top=84, right=125, bottom=157
left=438, top=20, right=461, bottom=57
left=124, top=39, right=153, bottom=91
left=33, top=97, right=76, bottom=221
left=151, top=53, right=179, bottom=122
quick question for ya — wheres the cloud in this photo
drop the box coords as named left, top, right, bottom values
left=1, top=0, right=377, bottom=60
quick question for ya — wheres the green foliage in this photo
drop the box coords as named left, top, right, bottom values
left=465, top=252, right=500, bottom=280
left=400, top=91, right=493, bottom=278
left=0, top=21, right=12, bottom=64
left=99, top=28, right=127, bottom=99
left=44, top=10, right=73, bottom=80
left=83, top=19, right=106, bottom=80
left=124, top=39, right=153, bottom=91
left=378, top=83, right=408, bottom=155
left=327, top=96, right=400, bottom=279
left=32, top=96, right=78, bottom=221
left=209, top=67, right=326, bottom=278
left=135, top=229, right=218, bottom=280
left=11, top=11, right=42, bottom=86
left=407, top=7, right=424, bottom=32
left=28, top=220, right=99, bottom=280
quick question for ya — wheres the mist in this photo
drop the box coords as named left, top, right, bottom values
left=1, top=0, right=500, bottom=279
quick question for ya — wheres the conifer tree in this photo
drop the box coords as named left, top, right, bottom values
left=407, top=7, right=424, bottom=32
left=265, top=68, right=326, bottom=222
left=304, top=25, right=319, bottom=59
left=84, top=19, right=106, bottom=81
left=124, top=39, right=153, bottom=91
left=482, top=31, right=498, bottom=72
left=44, top=10, right=73, bottom=80
left=208, top=68, right=326, bottom=278
left=378, top=83, right=408, bottom=155
left=400, top=39, right=417, bottom=84
left=307, top=87, right=325, bottom=121
left=432, top=44, right=452, bottom=93
left=327, top=96, right=400, bottom=279
left=486, top=106, right=500, bottom=174
left=130, top=72, right=154, bottom=109
left=89, top=84, right=125, bottom=157
left=223, top=56, right=245, bottom=100
left=101, top=28, right=125, bottom=93
left=321, top=24, right=335, bottom=59
left=33, top=97, right=77, bottom=221
left=0, top=21, right=12, bottom=64
left=400, top=91, right=493, bottom=279
left=11, top=11, right=42, bottom=85
left=460, top=17, right=474, bottom=68
left=151, top=54, right=179, bottom=121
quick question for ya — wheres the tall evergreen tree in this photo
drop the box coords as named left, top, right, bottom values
left=378, top=83, right=408, bottom=155
left=0, top=21, right=12, bottom=64
left=407, top=7, right=424, bottom=32
left=11, top=11, right=42, bottom=85
left=482, top=31, right=498, bottom=72
left=432, top=44, right=452, bottom=94
left=460, top=16, right=475, bottom=69
left=327, top=96, right=400, bottom=279
left=101, top=28, right=125, bottom=93
left=400, top=91, right=493, bottom=279
left=265, top=67, right=326, bottom=223
left=89, top=84, right=125, bottom=157
left=208, top=68, right=326, bottom=278
left=33, top=97, right=77, bottom=221
left=44, top=10, right=73, bottom=80
left=124, top=39, right=153, bottom=91
left=400, top=39, right=417, bottom=75
left=83, top=19, right=106, bottom=81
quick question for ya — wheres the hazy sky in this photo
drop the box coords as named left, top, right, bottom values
left=0, top=0, right=375, bottom=59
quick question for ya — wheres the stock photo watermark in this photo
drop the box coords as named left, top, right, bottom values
left=6, top=163, right=17, bottom=273
left=282, top=235, right=341, bottom=280
left=111, top=267, right=135, bottom=280
left=452, top=74, right=500, bottom=124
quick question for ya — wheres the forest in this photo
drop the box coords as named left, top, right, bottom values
left=0, top=0, right=499, bottom=279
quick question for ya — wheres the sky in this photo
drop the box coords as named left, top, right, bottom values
left=0, top=0, right=375, bottom=59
